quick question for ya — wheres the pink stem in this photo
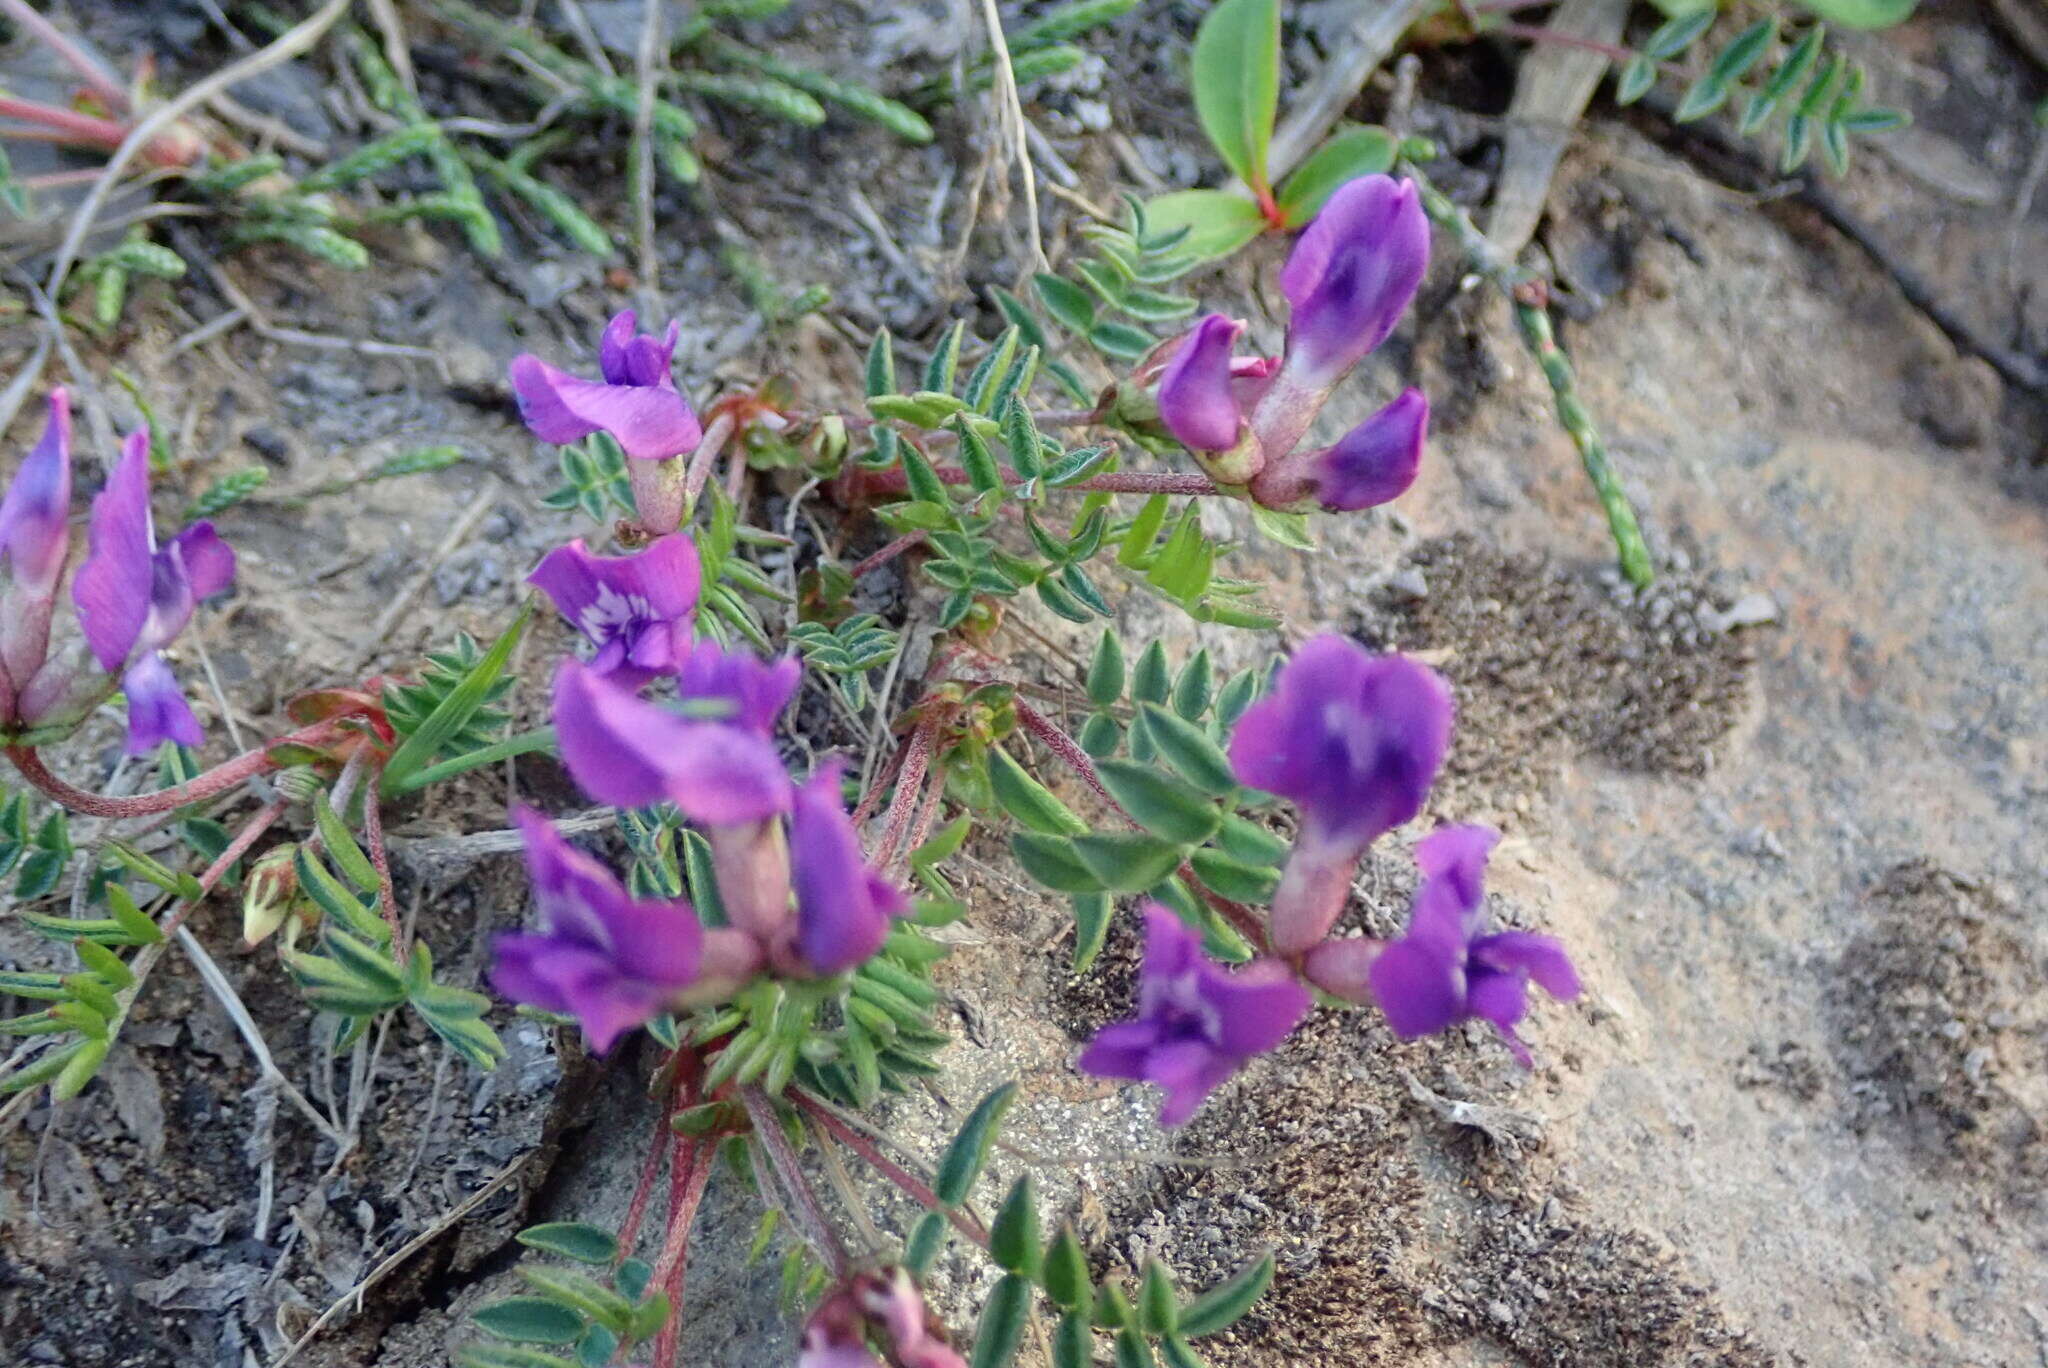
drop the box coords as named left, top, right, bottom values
left=682, top=413, right=736, bottom=508
left=0, top=96, right=131, bottom=148
left=789, top=1091, right=988, bottom=1246
left=847, top=530, right=927, bottom=580
left=6, top=718, right=352, bottom=819
left=649, top=1134, right=709, bottom=1368
left=1497, top=21, right=1642, bottom=64
left=360, top=787, right=408, bottom=962
left=0, top=0, right=130, bottom=113
left=161, top=799, right=288, bottom=941
left=870, top=717, right=936, bottom=870
left=850, top=743, right=910, bottom=830
left=740, top=1085, right=851, bottom=1280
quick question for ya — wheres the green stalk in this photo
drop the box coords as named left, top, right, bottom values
left=386, top=726, right=558, bottom=796
left=1402, top=160, right=1655, bottom=587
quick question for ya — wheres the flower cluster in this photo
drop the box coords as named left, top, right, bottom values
left=800, top=1268, right=966, bottom=1368
left=1079, top=634, right=1579, bottom=1125
left=1147, top=175, right=1431, bottom=513
left=489, top=329, right=910, bottom=1054
left=1, top=389, right=237, bottom=753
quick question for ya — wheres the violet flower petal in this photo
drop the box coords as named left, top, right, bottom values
left=1278, top=175, right=1430, bottom=387
left=551, top=660, right=793, bottom=822
left=1078, top=905, right=1309, bottom=1127
left=529, top=534, right=700, bottom=688
left=120, top=652, right=203, bottom=753
left=508, top=355, right=702, bottom=459
left=674, top=639, right=801, bottom=736
left=1312, top=388, right=1427, bottom=511
left=790, top=761, right=895, bottom=976
left=1471, top=930, right=1581, bottom=1001
left=0, top=388, right=74, bottom=597
left=72, top=430, right=155, bottom=672
left=1157, top=314, right=1245, bottom=453
left=1229, top=635, right=1452, bottom=853
left=1365, top=934, right=1465, bottom=1040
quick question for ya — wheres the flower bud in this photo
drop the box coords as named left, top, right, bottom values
left=1157, top=314, right=1264, bottom=486
left=242, top=846, right=302, bottom=947
left=272, top=765, right=326, bottom=805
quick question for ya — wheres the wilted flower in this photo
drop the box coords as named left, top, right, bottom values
left=242, top=845, right=303, bottom=947
left=800, top=1268, right=966, bottom=1368
left=1250, top=388, right=1427, bottom=514
left=0, top=390, right=74, bottom=719
left=67, top=428, right=236, bottom=752
left=1249, top=175, right=1430, bottom=463
left=492, top=807, right=758, bottom=1053
left=789, top=760, right=909, bottom=976
left=508, top=310, right=702, bottom=461
left=529, top=533, right=700, bottom=689
left=1360, top=824, right=1580, bottom=1065
left=1228, top=635, right=1451, bottom=956
left=1078, top=904, right=1309, bottom=1126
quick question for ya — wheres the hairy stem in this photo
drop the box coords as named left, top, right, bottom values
left=789, top=1090, right=989, bottom=1246
left=1402, top=161, right=1654, bottom=586
left=5, top=717, right=351, bottom=819
left=650, top=1134, right=710, bottom=1368
left=739, top=1085, right=851, bottom=1279
left=870, top=715, right=937, bottom=870
left=847, top=530, right=927, bottom=580
left=359, top=785, right=408, bottom=962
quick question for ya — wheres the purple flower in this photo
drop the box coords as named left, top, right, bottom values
left=1228, top=636, right=1451, bottom=955
left=491, top=807, right=711, bottom=1053
left=0, top=389, right=74, bottom=710
left=1248, top=176, right=1430, bottom=463
left=529, top=534, right=700, bottom=689
left=1365, top=824, right=1580, bottom=1065
left=802, top=1270, right=966, bottom=1368
left=790, top=760, right=908, bottom=976
left=69, top=429, right=236, bottom=752
left=1078, top=904, right=1309, bottom=1126
left=551, top=659, right=793, bottom=824
left=1276, top=175, right=1429, bottom=389
left=1158, top=314, right=1245, bottom=454
left=508, top=310, right=703, bottom=460
left=674, top=637, right=801, bottom=737
left=1250, top=388, right=1427, bottom=513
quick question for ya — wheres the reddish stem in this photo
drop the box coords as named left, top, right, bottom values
left=1011, top=702, right=1272, bottom=952
left=847, top=530, right=927, bottom=580
left=903, top=771, right=947, bottom=865
left=789, top=1091, right=988, bottom=1246
left=1497, top=21, right=1641, bottom=64
left=856, top=466, right=1219, bottom=499
left=360, top=787, right=408, bottom=962
left=740, top=1085, right=851, bottom=1280
left=161, top=799, right=288, bottom=941
left=650, top=1135, right=710, bottom=1368
left=0, top=0, right=131, bottom=112
left=5, top=717, right=351, bottom=819
left=682, top=413, right=736, bottom=508
left=1012, top=702, right=1123, bottom=816
left=870, top=717, right=937, bottom=870
left=850, top=742, right=911, bottom=830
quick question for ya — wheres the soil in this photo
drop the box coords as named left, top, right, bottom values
left=3, top=2, right=2046, bottom=1367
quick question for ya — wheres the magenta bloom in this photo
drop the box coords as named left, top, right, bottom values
left=802, top=1269, right=966, bottom=1368
left=552, top=659, right=792, bottom=824
left=529, top=533, right=700, bottom=688
left=790, top=761, right=908, bottom=976
left=1366, top=825, right=1580, bottom=1065
left=69, top=430, right=236, bottom=752
left=674, top=637, right=801, bottom=737
left=492, top=807, right=709, bottom=1053
left=509, top=310, right=703, bottom=460
left=0, top=390, right=74, bottom=710
left=1229, top=636, right=1451, bottom=955
left=1277, top=175, right=1429, bottom=389
left=1158, top=314, right=1245, bottom=454
left=1078, top=904, right=1309, bottom=1126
